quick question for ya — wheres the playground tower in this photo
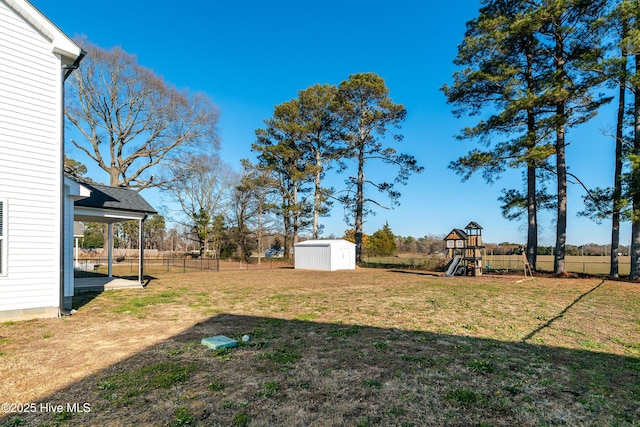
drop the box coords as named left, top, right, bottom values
left=443, top=221, right=485, bottom=276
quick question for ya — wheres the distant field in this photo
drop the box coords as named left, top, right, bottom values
left=365, top=254, right=627, bottom=276
left=486, top=255, right=626, bottom=275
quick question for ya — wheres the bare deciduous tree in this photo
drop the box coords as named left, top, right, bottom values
left=66, top=39, right=220, bottom=189
left=229, top=161, right=278, bottom=263
left=162, top=154, right=233, bottom=256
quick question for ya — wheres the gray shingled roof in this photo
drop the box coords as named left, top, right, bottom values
left=74, top=182, right=157, bottom=214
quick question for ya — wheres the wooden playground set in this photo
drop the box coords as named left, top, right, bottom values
left=443, top=221, right=485, bottom=277
left=444, top=221, right=533, bottom=277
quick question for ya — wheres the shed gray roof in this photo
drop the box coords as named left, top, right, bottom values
left=294, top=239, right=356, bottom=247
left=74, top=182, right=157, bottom=215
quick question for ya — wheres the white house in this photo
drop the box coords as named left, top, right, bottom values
left=0, top=0, right=85, bottom=320
left=0, top=1, right=157, bottom=322
left=294, top=240, right=356, bottom=271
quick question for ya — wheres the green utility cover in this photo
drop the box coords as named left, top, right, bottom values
left=201, top=335, right=238, bottom=350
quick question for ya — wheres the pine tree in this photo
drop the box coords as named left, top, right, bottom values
left=607, top=0, right=630, bottom=278
left=624, top=0, right=640, bottom=278
left=296, top=84, right=342, bottom=239
left=443, top=0, right=554, bottom=271
left=532, top=0, right=610, bottom=275
left=253, top=101, right=312, bottom=256
left=336, top=73, right=422, bottom=262
left=445, top=0, right=609, bottom=276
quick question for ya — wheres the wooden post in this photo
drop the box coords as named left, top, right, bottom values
left=523, top=252, right=533, bottom=277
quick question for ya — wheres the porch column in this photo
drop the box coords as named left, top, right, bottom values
left=108, top=223, right=113, bottom=278
left=74, top=237, right=79, bottom=268
left=138, top=216, right=146, bottom=284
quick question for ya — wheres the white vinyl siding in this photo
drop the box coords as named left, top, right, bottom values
left=294, top=240, right=356, bottom=271
left=295, top=244, right=332, bottom=271
left=0, top=0, right=62, bottom=317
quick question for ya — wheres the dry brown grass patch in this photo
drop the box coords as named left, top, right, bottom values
left=0, top=269, right=638, bottom=426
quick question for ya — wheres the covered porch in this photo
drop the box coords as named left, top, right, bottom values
left=71, top=181, right=157, bottom=294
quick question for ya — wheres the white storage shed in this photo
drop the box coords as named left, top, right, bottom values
left=294, top=240, right=356, bottom=271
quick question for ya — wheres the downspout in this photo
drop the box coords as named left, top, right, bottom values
left=59, top=50, right=86, bottom=317
left=63, top=51, right=86, bottom=81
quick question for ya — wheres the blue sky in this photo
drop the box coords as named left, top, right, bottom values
left=32, top=0, right=625, bottom=246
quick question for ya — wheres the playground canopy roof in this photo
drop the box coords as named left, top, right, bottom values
left=465, top=221, right=483, bottom=230
left=444, top=229, right=468, bottom=241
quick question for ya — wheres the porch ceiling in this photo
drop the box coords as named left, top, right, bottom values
left=74, top=206, right=148, bottom=224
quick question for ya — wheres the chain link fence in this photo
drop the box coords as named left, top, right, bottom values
left=75, top=256, right=293, bottom=276
left=362, top=254, right=627, bottom=276
left=77, top=254, right=626, bottom=276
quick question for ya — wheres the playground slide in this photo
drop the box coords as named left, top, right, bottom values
left=445, top=256, right=462, bottom=277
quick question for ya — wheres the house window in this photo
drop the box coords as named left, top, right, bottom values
left=0, top=200, right=5, bottom=276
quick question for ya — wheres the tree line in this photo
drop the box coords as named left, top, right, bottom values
left=65, top=1, right=640, bottom=276
left=443, top=0, right=640, bottom=278
left=249, top=75, right=423, bottom=262
left=64, top=40, right=423, bottom=262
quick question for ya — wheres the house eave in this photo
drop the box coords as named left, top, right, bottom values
left=4, top=0, right=84, bottom=64
left=64, top=176, right=91, bottom=201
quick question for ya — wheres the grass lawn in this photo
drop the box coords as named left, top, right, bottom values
left=0, top=269, right=639, bottom=426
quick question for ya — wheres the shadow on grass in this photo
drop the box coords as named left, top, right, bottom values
left=2, top=313, right=639, bottom=427
left=71, top=274, right=158, bottom=311
left=74, top=271, right=157, bottom=281
left=388, top=269, right=442, bottom=277
left=73, top=271, right=109, bottom=279
left=522, top=280, right=607, bottom=342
